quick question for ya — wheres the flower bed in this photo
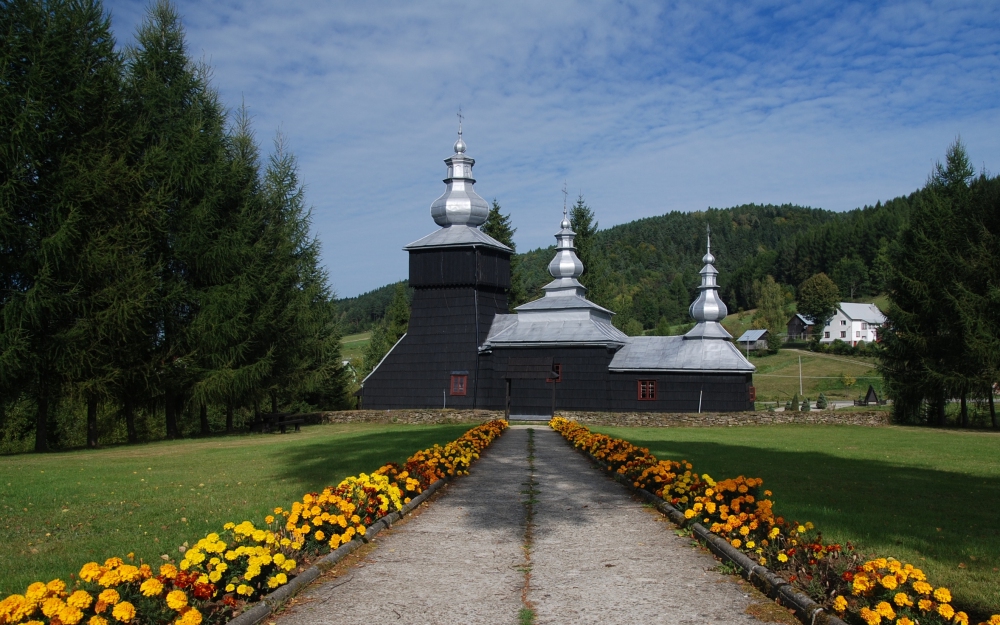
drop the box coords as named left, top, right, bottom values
left=0, top=420, right=507, bottom=625
left=549, top=417, right=999, bottom=625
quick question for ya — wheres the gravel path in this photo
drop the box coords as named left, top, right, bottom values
left=529, top=427, right=762, bottom=624
left=277, top=428, right=529, bottom=625
left=276, top=425, right=764, bottom=625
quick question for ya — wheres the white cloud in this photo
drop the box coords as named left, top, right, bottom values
left=105, top=0, right=1000, bottom=296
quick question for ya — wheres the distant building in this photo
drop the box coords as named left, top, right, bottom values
left=818, top=303, right=885, bottom=346
left=360, top=129, right=755, bottom=415
left=735, top=329, right=769, bottom=352
left=786, top=313, right=814, bottom=341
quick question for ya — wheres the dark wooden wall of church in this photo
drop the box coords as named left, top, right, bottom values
left=362, top=244, right=510, bottom=410
left=607, top=372, right=754, bottom=412
left=486, top=346, right=617, bottom=415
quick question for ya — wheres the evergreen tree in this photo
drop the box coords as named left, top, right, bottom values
left=878, top=140, right=977, bottom=425
left=797, top=273, right=840, bottom=328
left=125, top=0, right=230, bottom=438
left=569, top=194, right=598, bottom=284
left=362, top=283, right=409, bottom=377
left=0, top=0, right=124, bottom=451
left=831, top=256, right=870, bottom=299
left=481, top=199, right=525, bottom=307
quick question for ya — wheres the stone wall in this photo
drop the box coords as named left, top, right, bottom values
left=559, top=410, right=891, bottom=428
left=319, top=409, right=505, bottom=425
left=318, top=409, right=890, bottom=427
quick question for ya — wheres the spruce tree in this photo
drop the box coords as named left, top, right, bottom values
left=125, top=0, right=230, bottom=438
left=569, top=194, right=598, bottom=284
left=481, top=199, right=526, bottom=307
left=362, top=283, right=409, bottom=378
left=0, top=0, right=124, bottom=451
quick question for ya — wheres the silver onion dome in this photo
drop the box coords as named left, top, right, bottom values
left=548, top=209, right=584, bottom=280
left=685, top=226, right=732, bottom=340
left=429, top=126, right=488, bottom=227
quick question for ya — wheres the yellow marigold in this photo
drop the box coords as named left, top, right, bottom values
left=880, top=575, right=898, bottom=591
left=912, top=581, right=933, bottom=595
left=26, top=582, right=48, bottom=603
left=58, top=604, right=85, bottom=625
left=176, top=607, right=202, bottom=625
left=853, top=576, right=872, bottom=595
left=684, top=509, right=696, bottom=519
left=46, top=579, right=67, bottom=595
left=875, top=602, right=895, bottom=620
left=236, top=585, right=253, bottom=597
left=98, top=589, right=120, bottom=606
left=893, top=593, right=912, bottom=607
left=160, top=563, right=179, bottom=579
left=111, top=601, right=135, bottom=623
left=938, top=604, right=955, bottom=620
left=140, top=578, right=164, bottom=597
left=165, top=590, right=188, bottom=611
left=79, top=563, right=103, bottom=583
left=67, top=591, right=93, bottom=610
left=934, top=588, right=952, bottom=603
left=897, top=618, right=914, bottom=625
left=209, top=570, right=222, bottom=583
left=89, top=617, right=108, bottom=625
left=225, top=584, right=235, bottom=593
left=833, top=596, right=848, bottom=612
left=987, top=615, right=1000, bottom=625
left=0, top=594, right=33, bottom=622
left=777, top=553, right=788, bottom=563
left=41, top=597, right=65, bottom=618
left=918, top=599, right=933, bottom=612
left=746, top=541, right=755, bottom=549
left=953, top=611, right=969, bottom=625
left=117, top=565, right=142, bottom=583
left=314, top=531, right=325, bottom=541
left=731, top=539, right=742, bottom=549
left=859, top=607, right=881, bottom=625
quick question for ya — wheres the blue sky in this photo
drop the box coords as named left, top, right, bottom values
left=104, top=1, right=1000, bottom=297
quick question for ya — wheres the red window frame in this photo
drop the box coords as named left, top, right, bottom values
left=546, top=364, right=562, bottom=383
left=450, top=374, right=468, bottom=396
left=637, top=379, right=657, bottom=401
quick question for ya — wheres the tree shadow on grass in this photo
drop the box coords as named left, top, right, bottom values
left=271, top=425, right=473, bottom=492
left=621, top=437, right=1000, bottom=616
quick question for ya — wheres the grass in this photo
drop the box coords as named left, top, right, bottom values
left=340, top=331, right=371, bottom=364
left=591, top=424, right=1000, bottom=617
left=0, top=422, right=473, bottom=596
left=747, top=348, right=880, bottom=403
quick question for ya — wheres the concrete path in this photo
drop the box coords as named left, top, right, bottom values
left=277, top=426, right=764, bottom=625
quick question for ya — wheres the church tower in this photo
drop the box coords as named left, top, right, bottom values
left=361, top=126, right=511, bottom=409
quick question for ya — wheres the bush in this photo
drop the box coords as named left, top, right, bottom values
left=801, top=398, right=811, bottom=411
left=817, top=393, right=828, bottom=409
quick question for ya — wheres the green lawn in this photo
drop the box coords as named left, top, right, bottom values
left=592, top=424, right=1000, bottom=617
left=748, top=348, right=880, bottom=403
left=0, top=423, right=473, bottom=596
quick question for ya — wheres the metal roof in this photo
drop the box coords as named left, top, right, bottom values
left=793, top=313, right=815, bottom=325
left=684, top=226, right=733, bottom=341
left=404, top=224, right=511, bottom=251
left=838, top=303, right=885, bottom=324
left=737, top=329, right=768, bottom=342
left=609, top=336, right=755, bottom=373
left=482, top=313, right=628, bottom=349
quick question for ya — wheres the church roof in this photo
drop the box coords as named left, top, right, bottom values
left=483, top=312, right=628, bottom=348
left=405, top=224, right=510, bottom=250
left=609, top=336, right=755, bottom=373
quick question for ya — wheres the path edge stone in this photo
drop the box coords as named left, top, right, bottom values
left=226, top=477, right=448, bottom=625
left=557, top=432, right=850, bottom=625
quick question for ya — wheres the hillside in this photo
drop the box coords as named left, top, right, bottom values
left=336, top=195, right=917, bottom=333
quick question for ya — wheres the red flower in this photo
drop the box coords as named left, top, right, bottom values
left=842, top=571, right=854, bottom=582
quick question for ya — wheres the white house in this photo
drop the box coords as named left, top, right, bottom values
left=819, top=303, right=885, bottom=346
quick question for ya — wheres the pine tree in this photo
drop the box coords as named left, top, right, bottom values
left=362, top=283, right=409, bottom=377
left=481, top=199, right=526, bottom=307
left=0, top=0, right=125, bottom=451
left=125, top=0, right=230, bottom=438
left=569, top=194, right=598, bottom=284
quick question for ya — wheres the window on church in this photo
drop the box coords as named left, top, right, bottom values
left=546, top=364, right=562, bottom=383
left=637, top=380, right=657, bottom=401
left=450, top=374, right=468, bottom=396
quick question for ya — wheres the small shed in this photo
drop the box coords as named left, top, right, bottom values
left=787, top=314, right=814, bottom=340
left=736, top=329, right=769, bottom=352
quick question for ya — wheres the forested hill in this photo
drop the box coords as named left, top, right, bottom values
left=338, top=193, right=919, bottom=335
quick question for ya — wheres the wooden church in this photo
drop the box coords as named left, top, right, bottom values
left=361, top=129, right=755, bottom=416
